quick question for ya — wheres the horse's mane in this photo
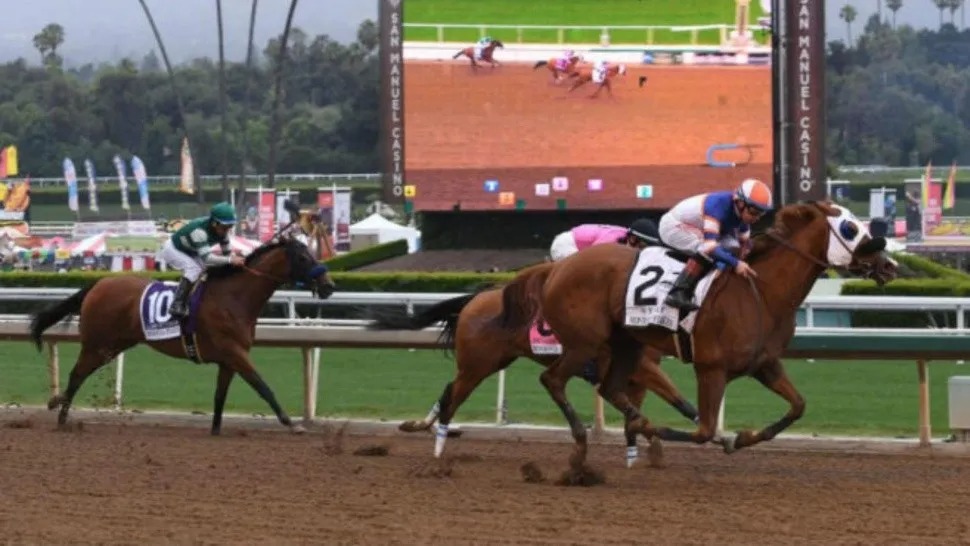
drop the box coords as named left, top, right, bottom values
left=746, top=201, right=825, bottom=262
left=204, top=239, right=288, bottom=280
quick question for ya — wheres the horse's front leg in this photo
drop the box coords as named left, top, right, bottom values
left=731, top=358, right=805, bottom=451
left=638, top=365, right=726, bottom=446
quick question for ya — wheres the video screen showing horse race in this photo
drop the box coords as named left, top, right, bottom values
left=4, top=0, right=970, bottom=544
left=402, top=0, right=773, bottom=211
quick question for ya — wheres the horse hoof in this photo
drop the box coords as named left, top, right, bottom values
left=290, top=424, right=307, bottom=435
left=718, top=434, right=737, bottom=454
left=46, top=396, right=61, bottom=411
left=398, top=420, right=429, bottom=433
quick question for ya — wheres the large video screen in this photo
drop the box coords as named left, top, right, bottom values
left=396, top=0, right=774, bottom=211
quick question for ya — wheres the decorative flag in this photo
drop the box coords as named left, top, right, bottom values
left=63, top=158, right=79, bottom=212
left=0, top=147, right=6, bottom=178
left=83, top=159, right=99, bottom=213
left=5, top=146, right=17, bottom=176
left=179, top=137, right=195, bottom=195
left=113, top=154, right=130, bottom=211
left=944, top=161, right=957, bottom=210
left=922, top=160, right=933, bottom=208
left=130, top=155, right=151, bottom=211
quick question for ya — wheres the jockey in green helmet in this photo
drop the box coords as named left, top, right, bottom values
left=160, top=202, right=245, bottom=319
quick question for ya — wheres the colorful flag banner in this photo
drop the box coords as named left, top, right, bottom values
left=130, top=155, right=151, bottom=211
left=113, top=154, right=130, bottom=211
left=944, top=161, right=957, bottom=210
left=84, top=159, right=99, bottom=213
left=179, top=137, right=195, bottom=195
left=63, top=158, right=78, bottom=212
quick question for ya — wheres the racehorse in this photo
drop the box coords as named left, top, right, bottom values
left=495, top=201, right=897, bottom=474
left=533, top=55, right=583, bottom=84
left=452, top=39, right=504, bottom=70
left=29, top=222, right=336, bottom=435
left=568, top=64, right=628, bottom=98
left=368, top=263, right=698, bottom=465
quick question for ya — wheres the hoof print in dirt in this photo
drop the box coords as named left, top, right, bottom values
left=56, top=421, right=84, bottom=433
left=555, top=464, right=605, bottom=487
left=450, top=453, right=483, bottom=463
left=520, top=461, right=545, bottom=484
left=409, top=459, right=453, bottom=479
left=353, top=444, right=390, bottom=457
left=4, top=419, right=34, bottom=429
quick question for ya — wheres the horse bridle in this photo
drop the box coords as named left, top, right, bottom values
left=762, top=203, right=878, bottom=277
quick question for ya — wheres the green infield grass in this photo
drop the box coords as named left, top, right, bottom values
left=404, top=0, right=766, bottom=45
left=0, top=341, right=962, bottom=439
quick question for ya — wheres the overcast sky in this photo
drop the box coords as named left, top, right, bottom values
left=0, top=0, right=378, bottom=66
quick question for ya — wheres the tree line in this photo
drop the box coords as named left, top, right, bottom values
left=0, top=21, right=379, bottom=180
left=827, top=14, right=970, bottom=168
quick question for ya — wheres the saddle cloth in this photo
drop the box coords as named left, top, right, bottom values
left=623, top=247, right=718, bottom=332
left=139, top=280, right=205, bottom=341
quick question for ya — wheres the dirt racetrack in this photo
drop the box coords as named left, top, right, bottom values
left=405, top=61, right=772, bottom=211
left=3, top=410, right=970, bottom=545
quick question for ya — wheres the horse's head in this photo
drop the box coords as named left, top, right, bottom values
left=771, top=201, right=897, bottom=285
left=245, top=232, right=336, bottom=299
left=491, top=39, right=504, bottom=48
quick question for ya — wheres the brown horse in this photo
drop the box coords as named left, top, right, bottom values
left=452, top=39, right=504, bottom=70
left=29, top=229, right=336, bottom=435
left=568, top=63, right=628, bottom=98
left=369, top=263, right=698, bottom=466
left=496, top=201, right=897, bottom=474
left=533, top=55, right=583, bottom=84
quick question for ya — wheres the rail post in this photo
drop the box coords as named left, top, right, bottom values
left=302, top=347, right=314, bottom=425
left=113, top=352, right=125, bottom=409
left=46, top=341, right=59, bottom=398
left=917, top=359, right=931, bottom=447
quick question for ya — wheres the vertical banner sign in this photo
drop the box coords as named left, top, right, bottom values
left=113, top=154, right=130, bottom=211
left=257, top=190, right=276, bottom=242
left=785, top=0, right=826, bottom=203
left=63, top=158, right=78, bottom=212
left=83, top=159, right=99, bottom=213
left=333, top=188, right=352, bottom=252
left=380, top=0, right=405, bottom=204
left=179, top=137, right=195, bottom=195
left=130, top=156, right=151, bottom=211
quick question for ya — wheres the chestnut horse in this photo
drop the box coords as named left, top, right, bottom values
left=29, top=230, right=336, bottom=435
left=452, top=39, right=504, bottom=70
left=568, top=64, right=628, bottom=98
left=369, top=265, right=698, bottom=465
left=496, top=202, right=897, bottom=474
left=533, top=55, right=583, bottom=83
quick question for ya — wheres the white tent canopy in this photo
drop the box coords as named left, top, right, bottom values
left=349, top=213, right=420, bottom=253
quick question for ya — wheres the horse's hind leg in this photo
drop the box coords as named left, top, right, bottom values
left=228, top=353, right=303, bottom=434
left=540, top=350, right=597, bottom=470
left=49, top=346, right=116, bottom=426
left=432, top=357, right=513, bottom=457
left=729, top=358, right=805, bottom=452
left=210, top=364, right=235, bottom=436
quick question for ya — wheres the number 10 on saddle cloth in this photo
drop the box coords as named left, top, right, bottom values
left=623, top=247, right=718, bottom=332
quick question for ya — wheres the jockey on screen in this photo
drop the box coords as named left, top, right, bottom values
left=549, top=218, right=660, bottom=262
left=160, top=202, right=245, bottom=319
left=659, top=178, right=773, bottom=312
left=474, top=35, right=493, bottom=59
left=592, top=59, right=609, bottom=82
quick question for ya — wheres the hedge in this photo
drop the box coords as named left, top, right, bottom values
left=323, top=240, right=408, bottom=272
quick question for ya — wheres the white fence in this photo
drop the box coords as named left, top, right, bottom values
left=3, top=288, right=969, bottom=441
left=404, top=23, right=735, bottom=46
left=24, top=172, right=380, bottom=189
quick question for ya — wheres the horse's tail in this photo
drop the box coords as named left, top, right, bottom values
left=533, top=60, right=548, bottom=70
left=29, top=282, right=97, bottom=352
left=497, top=262, right=554, bottom=334
left=368, top=292, right=479, bottom=351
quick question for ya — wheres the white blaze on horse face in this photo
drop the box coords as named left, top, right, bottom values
left=825, top=205, right=866, bottom=266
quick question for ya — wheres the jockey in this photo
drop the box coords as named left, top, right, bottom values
left=475, top=35, right=493, bottom=58
left=549, top=219, right=660, bottom=262
left=561, top=49, right=576, bottom=62
left=659, top=178, right=773, bottom=312
left=592, top=59, right=609, bottom=83
left=160, top=202, right=245, bottom=319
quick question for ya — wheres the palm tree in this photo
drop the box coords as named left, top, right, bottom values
left=137, top=0, right=202, bottom=204
left=948, top=0, right=964, bottom=26
left=935, top=0, right=949, bottom=27
left=839, top=4, right=858, bottom=44
left=886, top=0, right=903, bottom=28
left=32, top=23, right=65, bottom=66
left=216, top=0, right=230, bottom=202
left=265, top=0, right=299, bottom=190
left=237, top=0, right=259, bottom=220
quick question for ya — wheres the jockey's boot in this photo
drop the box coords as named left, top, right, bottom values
left=664, top=257, right=711, bottom=313
left=169, top=278, right=192, bottom=320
